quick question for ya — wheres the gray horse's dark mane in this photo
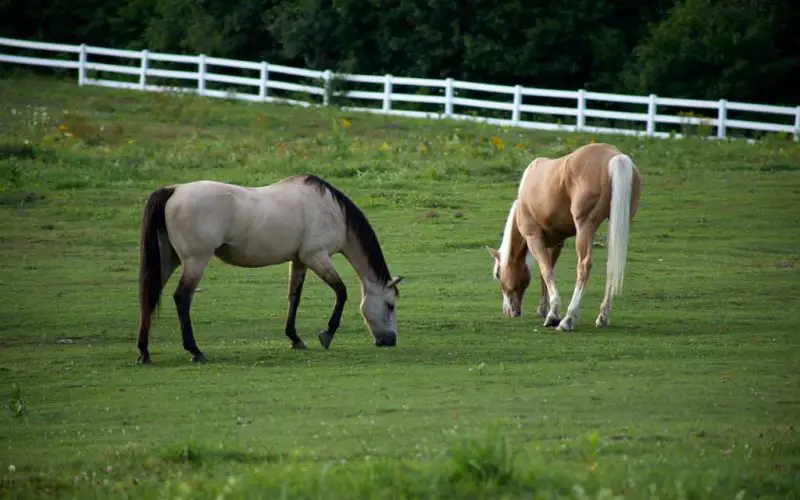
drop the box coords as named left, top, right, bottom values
left=303, top=174, right=392, bottom=285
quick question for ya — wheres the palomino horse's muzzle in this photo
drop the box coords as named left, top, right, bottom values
left=375, top=334, right=397, bottom=347
left=502, top=293, right=523, bottom=318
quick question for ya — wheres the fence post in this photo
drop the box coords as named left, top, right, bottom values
left=322, top=69, right=332, bottom=106
left=794, top=106, right=800, bottom=141
left=512, top=85, right=522, bottom=124
left=444, top=78, right=454, bottom=117
left=78, top=43, right=87, bottom=86
left=259, top=62, right=269, bottom=100
left=576, top=89, right=586, bottom=131
left=717, top=99, right=728, bottom=139
left=646, top=94, right=657, bottom=136
left=383, top=74, right=393, bottom=113
left=197, top=54, right=206, bottom=96
left=139, top=50, right=149, bottom=91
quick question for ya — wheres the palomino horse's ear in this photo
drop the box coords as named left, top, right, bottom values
left=486, top=246, right=500, bottom=260
left=388, top=276, right=404, bottom=289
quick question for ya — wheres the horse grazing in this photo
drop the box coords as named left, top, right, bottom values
left=487, top=142, right=642, bottom=331
left=137, top=174, right=403, bottom=364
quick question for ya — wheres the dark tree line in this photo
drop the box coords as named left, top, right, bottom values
left=1, top=0, right=797, bottom=105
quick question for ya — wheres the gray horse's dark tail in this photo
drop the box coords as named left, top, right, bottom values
left=139, top=186, right=176, bottom=327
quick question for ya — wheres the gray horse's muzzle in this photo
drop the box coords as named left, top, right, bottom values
left=375, top=334, right=397, bottom=347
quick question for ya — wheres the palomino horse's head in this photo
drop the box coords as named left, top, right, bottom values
left=360, top=276, right=404, bottom=346
left=487, top=247, right=531, bottom=317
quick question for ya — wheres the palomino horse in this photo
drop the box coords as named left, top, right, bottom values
left=137, top=174, right=403, bottom=364
left=488, top=142, right=642, bottom=331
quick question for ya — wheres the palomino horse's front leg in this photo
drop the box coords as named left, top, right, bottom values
left=525, top=235, right=561, bottom=327
left=536, top=244, right=563, bottom=317
left=305, top=252, right=347, bottom=350
left=557, top=222, right=597, bottom=331
left=284, top=260, right=308, bottom=349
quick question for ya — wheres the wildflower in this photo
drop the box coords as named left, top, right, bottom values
left=490, top=136, right=505, bottom=150
left=8, top=465, right=15, bottom=473
left=515, top=143, right=524, bottom=149
left=379, top=142, right=391, bottom=152
left=340, top=118, right=352, bottom=129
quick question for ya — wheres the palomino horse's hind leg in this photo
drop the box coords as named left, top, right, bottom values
left=284, top=260, right=308, bottom=349
left=595, top=283, right=612, bottom=328
left=525, top=234, right=561, bottom=327
left=536, top=244, right=563, bottom=317
left=557, top=222, right=596, bottom=332
left=173, top=256, right=210, bottom=363
left=304, top=252, right=347, bottom=350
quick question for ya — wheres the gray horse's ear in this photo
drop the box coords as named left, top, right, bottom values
left=388, top=276, right=404, bottom=288
left=486, top=246, right=500, bottom=260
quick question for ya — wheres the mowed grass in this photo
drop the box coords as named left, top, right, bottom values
left=0, top=75, right=799, bottom=499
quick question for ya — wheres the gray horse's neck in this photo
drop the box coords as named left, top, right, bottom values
left=341, top=241, right=384, bottom=293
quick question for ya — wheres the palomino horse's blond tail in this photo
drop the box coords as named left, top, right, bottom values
left=606, top=154, right=634, bottom=297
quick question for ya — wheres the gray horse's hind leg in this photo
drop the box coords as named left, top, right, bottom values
left=174, top=255, right=210, bottom=363
left=304, top=252, right=347, bottom=350
left=137, top=236, right=180, bottom=365
left=284, top=260, right=308, bottom=349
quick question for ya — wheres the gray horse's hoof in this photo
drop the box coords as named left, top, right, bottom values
left=292, top=340, right=307, bottom=350
left=595, top=315, right=608, bottom=328
left=191, top=353, right=207, bottom=363
left=318, top=331, right=334, bottom=350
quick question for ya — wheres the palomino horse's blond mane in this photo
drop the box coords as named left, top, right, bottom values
left=489, top=142, right=642, bottom=331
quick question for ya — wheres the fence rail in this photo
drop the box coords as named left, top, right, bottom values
left=1, top=36, right=798, bottom=140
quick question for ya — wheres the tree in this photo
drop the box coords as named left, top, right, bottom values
left=621, top=0, right=800, bottom=104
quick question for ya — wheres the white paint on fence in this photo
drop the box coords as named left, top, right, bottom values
left=0, top=36, right=796, bottom=140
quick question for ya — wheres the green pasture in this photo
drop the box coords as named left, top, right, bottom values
left=0, top=77, right=798, bottom=499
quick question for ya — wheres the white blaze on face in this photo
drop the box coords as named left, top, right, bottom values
left=502, top=292, right=513, bottom=314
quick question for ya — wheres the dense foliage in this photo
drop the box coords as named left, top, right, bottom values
left=1, top=0, right=796, bottom=105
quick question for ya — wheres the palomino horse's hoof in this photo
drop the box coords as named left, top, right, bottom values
left=594, top=315, right=608, bottom=328
left=191, top=353, right=207, bottom=363
left=292, top=340, right=307, bottom=350
left=543, top=314, right=560, bottom=328
left=318, top=331, right=334, bottom=350
left=556, top=317, right=574, bottom=332
left=136, top=355, right=151, bottom=365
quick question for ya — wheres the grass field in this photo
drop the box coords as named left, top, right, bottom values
left=0, top=76, right=799, bottom=499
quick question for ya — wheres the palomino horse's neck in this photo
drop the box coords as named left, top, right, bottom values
left=499, top=200, right=528, bottom=269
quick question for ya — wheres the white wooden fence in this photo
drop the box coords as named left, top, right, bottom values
left=1, top=36, right=798, bottom=140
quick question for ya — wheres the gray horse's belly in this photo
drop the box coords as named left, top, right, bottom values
left=214, top=243, right=293, bottom=268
